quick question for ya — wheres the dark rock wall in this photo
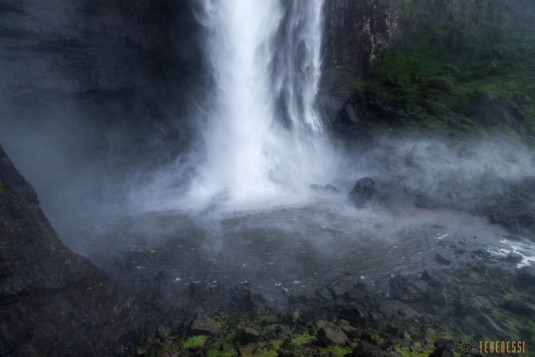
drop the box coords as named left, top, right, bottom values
left=323, top=0, right=535, bottom=74
left=2, top=0, right=207, bottom=152
left=0, top=144, right=136, bottom=356
left=0, top=0, right=207, bottom=236
left=0, top=0, right=204, bottom=157
left=323, top=0, right=401, bottom=74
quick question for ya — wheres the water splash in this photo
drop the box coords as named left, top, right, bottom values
left=189, top=0, right=334, bottom=205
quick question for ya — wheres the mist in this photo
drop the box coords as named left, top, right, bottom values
left=1, top=0, right=534, bottom=299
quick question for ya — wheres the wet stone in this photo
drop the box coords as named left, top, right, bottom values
left=352, top=341, right=399, bottom=357
left=348, top=177, right=377, bottom=208
left=516, top=266, right=535, bottom=288
left=389, top=275, right=428, bottom=302
left=429, top=346, right=455, bottom=357
left=338, top=319, right=358, bottom=337
left=328, top=274, right=366, bottom=298
left=189, top=313, right=221, bottom=335
left=317, top=327, right=348, bottom=346
left=266, top=314, right=282, bottom=324
left=360, top=331, right=375, bottom=344
left=499, top=300, right=535, bottom=315
left=505, top=252, right=523, bottom=263
left=242, top=326, right=260, bottom=343
left=435, top=253, right=451, bottom=265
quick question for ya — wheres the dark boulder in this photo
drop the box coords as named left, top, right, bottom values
left=328, top=274, right=367, bottom=299
left=190, top=314, right=221, bottom=336
left=505, top=252, right=523, bottom=264
left=429, top=346, right=455, bottom=357
left=389, top=275, right=428, bottom=302
left=515, top=266, right=535, bottom=289
left=434, top=253, right=451, bottom=265
left=348, top=177, right=377, bottom=208
left=317, top=327, right=348, bottom=346
left=499, top=300, right=535, bottom=315
left=242, top=326, right=261, bottom=343
left=352, top=341, right=399, bottom=357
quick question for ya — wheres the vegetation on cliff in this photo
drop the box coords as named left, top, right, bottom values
left=336, top=0, right=535, bottom=142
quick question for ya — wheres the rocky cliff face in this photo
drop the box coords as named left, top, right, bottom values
left=323, top=0, right=401, bottom=74
left=0, top=0, right=206, bottom=236
left=321, top=0, right=535, bottom=140
left=0, top=145, right=136, bottom=356
left=323, top=0, right=534, bottom=74
left=8, top=0, right=207, bottom=157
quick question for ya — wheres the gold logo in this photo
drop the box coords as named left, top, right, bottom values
left=479, top=340, right=527, bottom=354
left=458, top=340, right=476, bottom=353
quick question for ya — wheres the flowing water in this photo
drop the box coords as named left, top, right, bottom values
left=188, top=0, right=334, bottom=206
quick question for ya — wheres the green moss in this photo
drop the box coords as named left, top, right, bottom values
left=182, top=335, right=208, bottom=349
left=207, top=333, right=235, bottom=353
left=325, top=345, right=352, bottom=357
left=207, top=348, right=238, bottom=357
left=364, top=329, right=386, bottom=345
left=238, top=344, right=277, bottom=357
left=291, top=332, right=317, bottom=347
left=216, top=319, right=231, bottom=330
left=356, top=33, right=535, bottom=138
left=254, top=314, right=268, bottom=324
left=271, top=339, right=283, bottom=350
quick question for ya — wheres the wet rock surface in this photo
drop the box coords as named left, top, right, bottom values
left=79, top=197, right=534, bottom=356
left=0, top=145, right=136, bottom=356
left=130, top=261, right=535, bottom=356
left=348, top=177, right=377, bottom=208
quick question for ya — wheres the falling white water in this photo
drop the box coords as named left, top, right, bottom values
left=189, top=0, right=334, bottom=205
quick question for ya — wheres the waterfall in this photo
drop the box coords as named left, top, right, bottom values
left=190, top=0, right=332, bottom=205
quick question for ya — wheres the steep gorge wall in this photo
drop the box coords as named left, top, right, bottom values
left=0, top=0, right=205, bottom=171
left=323, top=0, right=401, bottom=75
left=0, top=0, right=207, bottom=235
left=0, top=145, right=136, bottom=356
left=323, top=0, right=535, bottom=75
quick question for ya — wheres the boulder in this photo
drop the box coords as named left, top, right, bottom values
left=338, top=319, right=358, bottom=337
left=348, top=177, right=377, bottom=208
left=352, top=341, right=399, bottom=357
left=389, top=275, right=428, bottom=302
left=190, top=314, right=221, bottom=335
left=328, top=274, right=367, bottom=299
left=434, top=253, right=451, bottom=265
left=506, top=252, right=523, bottom=264
left=318, top=327, right=348, bottom=346
left=242, top=326, right=261, bottom=343
left=379, top=300, right=419, bottom=320
left=429, top=346, right=455, bottom=357
left=500, top=300, right=535, bottom=315
left=515, top=266, right=535, bottom=289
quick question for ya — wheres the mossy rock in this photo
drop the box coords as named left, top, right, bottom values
left=182, top=335, right=208, bottom=349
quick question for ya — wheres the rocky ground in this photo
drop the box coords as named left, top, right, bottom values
left=127, top=259, right=535, bottom=357
left=76, top=195, right=535, bottom=357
